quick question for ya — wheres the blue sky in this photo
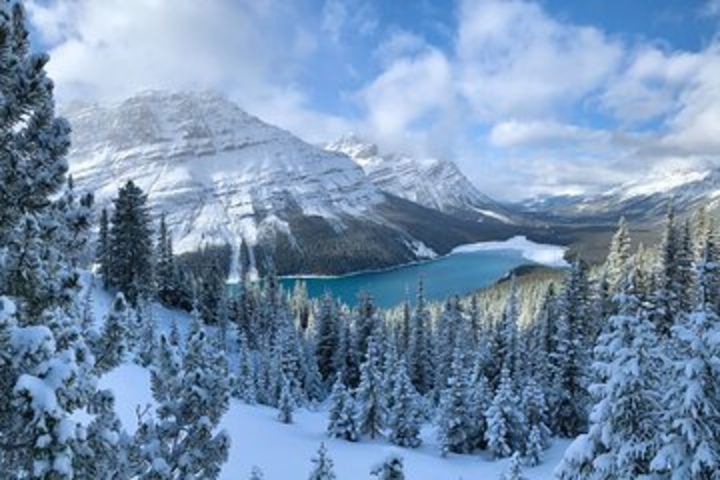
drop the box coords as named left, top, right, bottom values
left=26, top=0, right=720, bottom=199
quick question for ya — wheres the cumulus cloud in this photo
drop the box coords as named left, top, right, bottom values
left=26, top=0, right=354, bottom=142
left=26, top=0, right=720, bottom=200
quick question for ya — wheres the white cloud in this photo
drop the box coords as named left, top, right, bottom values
left=359, top=47, right=454, bottom=150
left=26, top=0, right=351, bottom=143
left=488, top=120, right=610, bottom=148
left=456, top=0, right=622, bottom=121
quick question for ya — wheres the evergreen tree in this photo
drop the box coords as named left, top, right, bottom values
left=604, top=217, right=632, bottom=294
left=387, top=359, right=422, bottom=448
left=0, top=4, right=110, bottom=475
left=155, top=212, right=177, bottom=306
left=135, top=316, right=231, bottom=478
left=315, top=293, right=338, bottom=382
left=521, top=378, right=551, bottom=465
left=96, top=208, right=111, bottom=288
left=356, top=334, right=386, bottom=439
left=73, top=390, right=131, bottom=479
left=308, top=443, right=336, bottom=480
left=93, top=293, right=131, bottom=374
left=500, top=452, right=527, bottom=480
left=235, top=331, right=258, bottom=404
left=278, top=372, right=295, bottom=424
left=556, top=271, right=665, bottom=479
left=327, top=377, right=358, bottom=442
left=467, top=356, right=492, bottom=450
left=370, top=454, right=405, bottom=480
left=651, top=260, right=720, bottom=479
left=407, top=279, right=433, bottom=394
left=437, top=345, right=471, bottom=455
left=549, top=259, right=591, bottom=437
left=485, top=365, right=526, bottom=459
left=108, top=180, right=154, bottom=305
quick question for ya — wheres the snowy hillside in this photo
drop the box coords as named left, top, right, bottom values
left=325, top=135, right=516, bottom=223
left=86, top=280, right=570, bottom=480
left=64, top=91, right=518, bottom=275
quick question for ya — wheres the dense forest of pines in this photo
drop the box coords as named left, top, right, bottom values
left=1, top=3, right=719, bottom=479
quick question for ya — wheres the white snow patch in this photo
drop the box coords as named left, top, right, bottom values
left=452, top=235, right=568, bottom=267
left=474, top=208, right=515, bottom=225
left=104, top=364, right=570, bottom=480
left=406, top=240, right=437, bottom=259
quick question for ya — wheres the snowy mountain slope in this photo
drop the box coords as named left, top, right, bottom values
left=325, top=135, right=517, bottom=223
left=519, top=167, right=720, bottom=224
left=64, top=91, right=525, bottom=275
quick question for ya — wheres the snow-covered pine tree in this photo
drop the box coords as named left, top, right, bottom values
left=604, top=217, right=632, bottom=295
left=93, top=293, right=131, bottom=374
left=73, top=389, right=131, bottom=479
left=198, top=259, right=226, bottom=325
left=520, top=377, right=551, bottom=465
left=134, top=301, right=156, bottom=368
left=654, top=204, right=684, bottom=336
left=467, top=354, right=492, bottom=450
left=485, top=365, right=526, bottom=459
left=651, top=251, right=720, bottom=479
left=548, top=259, right=591, bottom=437
left=96, top=207, right=111, bottom=288
left=356, top=333, right=387, bottom=439
left=307, top=443, right=336, bottom=480
left=556, top=267, right=665, bottom=479
left=235, top=330, right=258, bottom=404
left=278, top=372, right=295, bottom=424
left=108, top=180, right=154, bottom=305
left=370, top=454, right=405, bottom=480
left=437, top=344, right=472, bottom=455
left=407, top=279, right=433, bottom=394
left=500, top=452, right=527, bottom=480
left=315, top=292, right=338, bottom=383
left=0, top=4, right=113, bottom=475
left=355, top=292, right=378, bottom=362
left=155, top=212, right=178, bottom=307
left=387, top=359, right=422, bottom=448
left=327, top=377, right=358, bottom=441
left=136, top=316, right=231, bottom=478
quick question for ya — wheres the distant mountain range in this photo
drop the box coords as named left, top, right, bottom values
left=520, top=168, right=720, bottom=225
left=325, top=135, right=519, bottom=224
left=64, top=91, right=531, bottom=275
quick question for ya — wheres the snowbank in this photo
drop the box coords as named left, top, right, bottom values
left=103, top=363, right=570, bottom=480
left=452, top=235, right=568, bottom=268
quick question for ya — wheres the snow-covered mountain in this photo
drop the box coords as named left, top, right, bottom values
left=65, top=91, right=517, bottom=275
left=325, top=135, right=516, bottom=223
left=520, top=167, right=720, bottom=224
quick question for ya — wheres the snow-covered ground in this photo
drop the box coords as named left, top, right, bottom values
left=101, top=364, right=570, bottom=480
left=89, top=274, right=571, bottom=479
left=452, top=235, right=568, bottom=268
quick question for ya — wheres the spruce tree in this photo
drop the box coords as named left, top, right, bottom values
left=327, top=377, right=358, bottom=441
left=108, top=180, right=154, bottom=305
left=485, top=365, right=526, bottom=459
left=278, top=372, right=295, bottom=424
left=370, top=454, right=405, bottom=480
left=356, top=334, right=386, bottom=439
left=604, top=217, right=632, bottom=294
left=315, top=293, right=338, bottom=382
left=155, top=212, right=177, bottom=306
left=651, top=258, right=720, bottom=479
left=93, top=293, right=131, bottom=374
left=500, top=452, right=527, bottom=480
left=388, top=359, right=422, bottom=448
left=96, top=208, right=111, bottom=288
left=556, top=269, right=665, bottom=479
left=308, top=443, right=336, bottom=480
left=407, top=279, right=433, bottom=394
left=0, top=4, right=111, bottom=475
left=437, top=345, right=471, bottom=455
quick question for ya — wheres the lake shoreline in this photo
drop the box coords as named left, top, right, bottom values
left=280, top=235, right=567, bottom=281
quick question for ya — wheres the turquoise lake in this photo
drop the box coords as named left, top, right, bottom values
left=279, top=249, right=535, bottom=308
